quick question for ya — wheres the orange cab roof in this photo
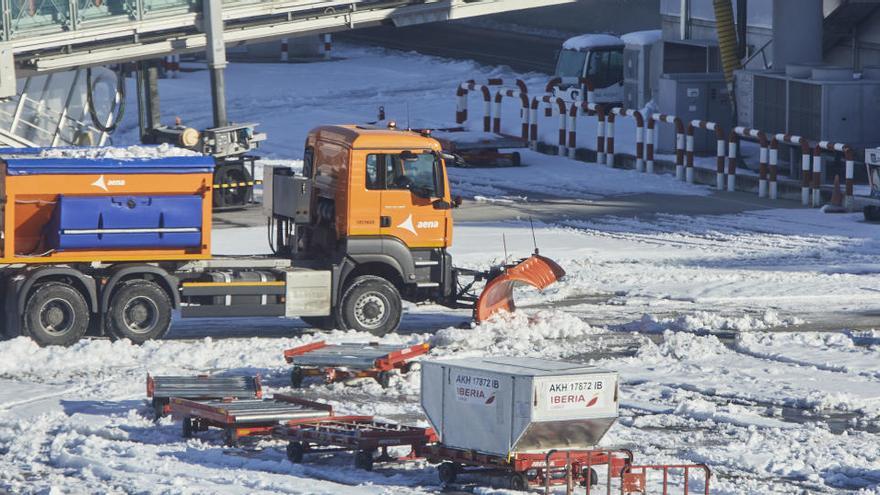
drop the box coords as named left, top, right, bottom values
left=310, top=125, right=442, bottom=151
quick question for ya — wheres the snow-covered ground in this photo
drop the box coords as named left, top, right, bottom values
left=2, top=44, right=880, bottom=494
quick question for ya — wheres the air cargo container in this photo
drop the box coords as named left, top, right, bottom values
left=421, top=356, right=619, bottom=457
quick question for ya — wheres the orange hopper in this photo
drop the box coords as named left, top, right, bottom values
left=474, top=254, right=566, bottom=323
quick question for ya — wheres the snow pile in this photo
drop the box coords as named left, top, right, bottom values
left=736, top=332, right=880, bottom=379
left=562, top=33, right=623, bottom=51
left=431, top=309, right=604, bottom=359
left=648, top=330, right=729, bottom=361
left=621, top=310, right=802, bottom=334
left=38, top=143, right=202, bottom=160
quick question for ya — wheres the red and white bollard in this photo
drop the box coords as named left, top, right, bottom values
left=529, top=98, right=540, bottom=149
left=281, top=38, right=289, bottom=62
left=733, top=127, right=769, bottom=197
left=845, top=149, right=855, bottom=211
left=802, top=148, right=812, bottom=206
left=646, top=118, right=655, bottom=174
left=610, top=108, right=645, bottom=172
left=812, top=146, right=823, bottom=208
left=818, top=141, right=856, bottom=211
left=492, top=89, right=529, bottom=139
left=323, top=34, right=332, bottom=60
left=768, top=139, right=779, bottom=200
left=605, top=113, right=615, bottom=167
left=727, top=131, right=738, bottom=192
left=567, top=103, right=578, bottom=158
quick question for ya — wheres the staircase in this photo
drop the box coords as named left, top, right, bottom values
left=0, top=68, right=115, bottom=148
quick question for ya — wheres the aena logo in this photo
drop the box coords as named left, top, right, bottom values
left=92, top=175, right=126, bottom=191
left=396, top=215, right=440, bottom=235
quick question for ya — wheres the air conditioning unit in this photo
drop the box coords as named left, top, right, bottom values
left=742, top=65, right=880, bottom=149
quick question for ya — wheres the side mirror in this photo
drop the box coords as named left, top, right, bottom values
left=453, top=195, right=463, bottom=208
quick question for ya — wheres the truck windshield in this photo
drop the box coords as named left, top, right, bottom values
left=556, top=50, right=587, bottom=78
left=388, top=152, right=442, bottom=196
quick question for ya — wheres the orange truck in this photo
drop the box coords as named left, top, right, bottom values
left=0, top=125, right=563, bottom=346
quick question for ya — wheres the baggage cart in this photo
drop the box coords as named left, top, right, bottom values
left=283, top=341, right=430, bottom=388
left=147, top=374, right=262, bottom=417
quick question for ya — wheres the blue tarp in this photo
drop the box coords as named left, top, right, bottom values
left=4, top=156, right=215, bottom=175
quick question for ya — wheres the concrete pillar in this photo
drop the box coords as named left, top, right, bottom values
left=772, top=0, right=823, bottom=69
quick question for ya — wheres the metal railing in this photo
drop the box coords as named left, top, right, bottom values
left=0, top=69, right=114, bottom=147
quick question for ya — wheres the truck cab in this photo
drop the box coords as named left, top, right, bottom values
left=554, top=33, right=625, bottom=105
left=265, top=124, right=458, bottom=335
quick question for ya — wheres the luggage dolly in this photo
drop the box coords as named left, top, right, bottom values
left=169, top=394, right=332, bottom=446
left=147, top=374, right=262, bottom=418
left=282, top=341, right=430, bottom=388
left=425, top=445, right=634, bottom=491
left=429, top=128, right=526, bottom=168
left=274, top=417, right=438, bottom=471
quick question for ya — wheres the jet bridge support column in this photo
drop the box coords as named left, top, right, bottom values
left=205, top=0, right=228, bottom=128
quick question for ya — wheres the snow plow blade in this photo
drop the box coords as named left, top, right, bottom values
left=474, top=254, right=566, bottom=323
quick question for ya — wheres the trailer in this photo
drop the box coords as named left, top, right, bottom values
left=169, top=394, right=332, bottom=445
left=0, top=126, right=565, bottom=348
left=274, top=417, right=437, bottom=471
left=426, top=445, right=633, bottom=490
left=146, top=374, right=262, bottom=418
left=429, top=129, right=526, bottom=167
left=282, top=341, right=430, bottom=388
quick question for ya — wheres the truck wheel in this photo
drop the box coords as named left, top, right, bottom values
left=22, top=282, right=90, bottom=347
left=438, top=462, right=459, bottom=484
left=354, top=450, right=374, bottom=471
left=290, top=366, right=305, bottom=388
left=337, top=276, right=402, bottom=336
left=300, top=315, right=338, bottom=330
left=287, top=441, right=305, bottom=463
left=508, top=472, right=529, bottom=491
left=106, top=280, right=172, bottom=344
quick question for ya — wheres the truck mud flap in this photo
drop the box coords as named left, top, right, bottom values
left=474, top=254, right=565, bottom=323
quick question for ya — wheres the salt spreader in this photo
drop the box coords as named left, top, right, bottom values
left=0, top=125, right=565, bottom=347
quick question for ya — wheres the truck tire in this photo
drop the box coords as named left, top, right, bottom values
left=22, top=282, right=90, bottom=346
left=337, top=276, right=402, bottom=336
left=106, top=280, right=172, bottom=344
left=300, top=315, right=339, bottom=330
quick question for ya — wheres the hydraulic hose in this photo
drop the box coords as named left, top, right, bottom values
left=713, top=0, right=742, bottom=85
left=86, top=66, right=126, bottom=133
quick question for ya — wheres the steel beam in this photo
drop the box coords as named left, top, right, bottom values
left=23, top=0, right=577, bottom=73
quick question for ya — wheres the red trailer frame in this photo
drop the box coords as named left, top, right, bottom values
left=425, top=445, right=634, bottom=490
left=620, top=463, right=711, bottom=494
left=274, top=417, right=438, bottom=470
left=282, top=341, right=430, bottom=388
left=170, top=394, right=333, bottom=445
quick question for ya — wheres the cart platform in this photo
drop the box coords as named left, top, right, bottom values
left=170, top=394, right=332, bottom=445
left=275, top=417, right=438, bottom=470
left=283, top=341, right=430, bottom=388
left=147, top=374, right=262, bottom=417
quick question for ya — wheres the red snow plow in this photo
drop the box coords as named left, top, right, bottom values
left=452, top=252, right=566, bottom=323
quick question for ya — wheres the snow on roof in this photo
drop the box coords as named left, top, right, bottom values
left=37, top=143, right=202, bottom=160
left=562, top=33, right=623, bottom=51
left=621, top=29, right=663, bottom=46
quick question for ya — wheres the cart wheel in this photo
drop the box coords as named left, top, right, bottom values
left=511, top=151, right=521, bottom=167
left=508, top=472, right=529, bottom=491
left=376, top=371, right=391, bottom=388
left=182, top=417, right=194, bottom=438
left=580, top=467, right=599, bottom=487
left=438, top=461, right=459, bottom=484
left=152, top=398, right=166, bottom=420
left=287, top=441, right=305, bottom=463
left=291, top=366, right=305, bottom=388
left=224, top=428, right=239, bottom=447
left=354, top=450, right=374, bottom=471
